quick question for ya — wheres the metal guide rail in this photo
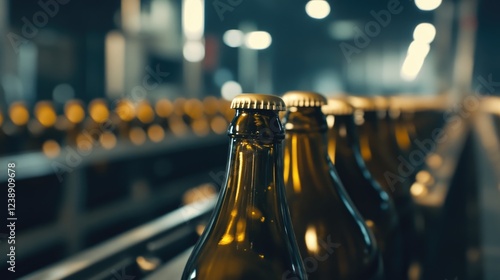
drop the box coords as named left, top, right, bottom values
left=21, top=197, right=217, bottom=280
left=0, top=133, right=226, bottom=182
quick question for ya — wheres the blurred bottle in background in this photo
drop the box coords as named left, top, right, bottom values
left=324, top=97, right=404, bottom=280
left=346, top=96, right=416, bottom=280
left=282, top=91, right=383, bottom=280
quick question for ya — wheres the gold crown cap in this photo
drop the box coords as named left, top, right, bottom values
left=389, top=95, right=451, bottom=111
left=230, top=94, right=286, bottom=111
left=343, top=96, right=377, bottom=110
left=372, top=96, right=390, bottom=110
left=282, top=91, right=327, bottom=107
left=322, top=98, right=354, bottom=115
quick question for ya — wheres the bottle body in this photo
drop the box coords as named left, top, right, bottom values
left=327, top=113, right=403, bottom=280
left=182, top=108, right=307, bottom=280
left=356, top=110, right=417, bottom=280
left=283, top=107, right=383, bottom=280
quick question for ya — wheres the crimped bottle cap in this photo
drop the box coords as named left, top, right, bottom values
left=322, top=98, right=354, bottom=115
left=345, top=96, right=377, bottom=111
left=230, top=93, right=286, bottom=111
left=372, top=96, right=390, bottom=110
left=389, top=95, right=451, bottom=111
left=282, top=91, right=327, bottom=107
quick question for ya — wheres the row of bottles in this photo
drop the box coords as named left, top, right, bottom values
left=0, top=97, right=234, bottom=157
left=323, top=98, right=404, bottom=280
left=282, top=92, right=384, bottom=279
left=182, top=92, right=453, bottom=280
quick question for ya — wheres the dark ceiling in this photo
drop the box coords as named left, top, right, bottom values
left=6, top=0, right=500, bottom=96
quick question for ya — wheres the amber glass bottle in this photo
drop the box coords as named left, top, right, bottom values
left=378, top=95, right=450, bottom=192
left=372, top=96, right=407, bottom=163
left=324, top=98, right=403, bottom=280
left=346, top=96, right=416, bottom=280
left=408, top=96, right=447, bottom=145
left=282, top=91, right=383, bottom=280
left=182, top=94, right=307, bottom=280
left=386, top=97, right=415, bottom=159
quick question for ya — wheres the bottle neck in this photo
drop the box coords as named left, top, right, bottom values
left=283, top=107, right=329, bottom=153
left=283, top=107, right=331, bottom=193
left=327, top=114, right=387, bottom=192
left=224, top=108, right=285, bottom=196
left=356, top=110, right=385, bottom=159
left=228, top=109, right=284, bottom=142
left=283, top=107, right=328, bottom=133
left=395, top=112, right=415, bottom=151
left=361, top=110, right=382, bottom=137
left=371, top=110, right=406, bottom=160
left=216, top=109, right=288, bottom=244
left=364, top=110, right=395, bottom=146
left=327, top=114, right=360, bottom=163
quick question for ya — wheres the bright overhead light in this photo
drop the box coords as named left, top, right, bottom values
left=182, top=0, right=204, bottom=40
left=183, top=41, right=205, bottom=62
left=401, top=55, right=426, bottom=81
left=413, top=23, right=436, bottom=43
left=244, top=31, right=272, bottom=50
left=223, top=29, right=244, bottom=48
left=221, top=81, right=242, bottom=100
left=407, top=41, right=431, bottom=58
left=306, top=0, right=331, bottom=20
left=401, top=40, right=431, bottom=81
left=415, top=0, right=442, bottom=11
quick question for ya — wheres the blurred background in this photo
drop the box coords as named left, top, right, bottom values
left=0, top=0, right=499, bottom=279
